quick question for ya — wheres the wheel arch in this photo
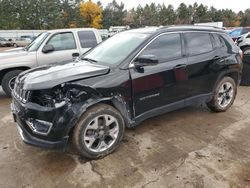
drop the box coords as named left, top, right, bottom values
left=240, top=45, right=250, bottom=51
left=213, top=70, right=240, bottom=93
left=0, top=67, right=30, bottom=85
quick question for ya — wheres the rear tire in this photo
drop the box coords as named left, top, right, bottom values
left=207, top=77, right=237, bottom=112
left=2, top=70, right=23, bottom=97
left=73, top=104, right=125, bottom=159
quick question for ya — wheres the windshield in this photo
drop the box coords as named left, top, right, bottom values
left=25, top=32, right=50, bottom=52
left=82, top=32, right=149, bottom=66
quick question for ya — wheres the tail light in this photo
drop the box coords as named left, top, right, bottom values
left=239, top=50, right=243, bottom=60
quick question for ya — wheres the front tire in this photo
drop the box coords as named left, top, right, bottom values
left=73, top=104, right=125, bottom=159
left=2, top=70, right=23, bottom=97
left=207, top=77, right=237, bottom=112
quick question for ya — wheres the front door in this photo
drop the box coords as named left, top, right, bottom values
left=130, top=33, right=189, bottom=116
left=36, top=32, right=80, bottom=66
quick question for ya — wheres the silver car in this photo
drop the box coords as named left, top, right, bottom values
left=13, top=38, right=32, bottom=47
left=237, top=32, right=250, bottom=55
left=0, top=37, right=12, bottom=47
left=0, top=28, right=102, bottom=96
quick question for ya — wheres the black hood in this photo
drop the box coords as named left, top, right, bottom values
left=18, top=61, right=110, bottom=90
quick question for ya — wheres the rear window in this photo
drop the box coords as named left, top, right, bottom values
left=185, top=32, right=213, bottom=56
left=77, top=31, right=97, bottom=48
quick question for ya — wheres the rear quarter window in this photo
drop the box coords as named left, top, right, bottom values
left=77, top=31, right=98, bottom=48
left=221, top=34, right=235, bottom=46
left=219, top=34, right=238, bottom=52
left=211, top=34, right=222, bottom=48
left=185, top=32, right=213, bottom=56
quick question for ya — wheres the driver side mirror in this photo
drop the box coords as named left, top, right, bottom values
left=134, top=55, right=159, bottom=67
left=42, top=44, right=55, bottom=53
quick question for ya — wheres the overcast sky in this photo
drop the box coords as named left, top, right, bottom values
left=93, top=0, right=247, bottom=12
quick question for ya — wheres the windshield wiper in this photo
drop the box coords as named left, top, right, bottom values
left=81, top=57, right=97, bottom=63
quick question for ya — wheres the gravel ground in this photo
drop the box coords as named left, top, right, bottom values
left=1, top=46, right=250, bottom=188
left=0, top=85, right=250, bottom=188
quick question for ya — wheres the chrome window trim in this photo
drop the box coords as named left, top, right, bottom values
left=129, top=30, right=225, bottom=68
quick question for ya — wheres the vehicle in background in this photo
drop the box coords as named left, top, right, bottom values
left=236, top=32, right=250, bottom=61
left=229, top=27, right=250, bottom=41
left=13, top=38, right=32, bottom=47
left=108, top=26, right=130, bottom=37
left=194, top=21, right=223, bottom=28
left=11, top=26, right=242, bottom=159
left=0, top=28, right=102, bottom=96
left=0, top=37, right=12, bottom=47
left=236, top=32, right=250, bottom=85
left=20, top=35, right=36, bottom=41
left=98, top=29, right=109, bottom=40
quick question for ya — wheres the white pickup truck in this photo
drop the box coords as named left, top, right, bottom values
left=0, top=28, right=102, bottom=96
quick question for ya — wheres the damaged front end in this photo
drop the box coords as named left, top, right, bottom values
left=11, top=81, right=103, bottom=150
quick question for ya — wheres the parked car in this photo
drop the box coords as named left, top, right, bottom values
left=11, top=26, right=242, bottom=159
left=229, top=27, right=250, bottom=41
left=13, top=38, right=32, bottom=47
left=0, top=37, right=12, bottom=47
left=236, top=32, right=250, bottom=85
left=0, top=28, right=102, bottom=96
left=236, top=32, right=250, bottom=61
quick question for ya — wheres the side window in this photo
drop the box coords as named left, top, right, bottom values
left=47, top=32, right=76, bottom=51
left=77, top=31, right=98, bottom=48
left=211, top=34, right=221, bottom=48
left=140, top=33, right=182, bottom=63
left=185, top=33, right=213, bottom=56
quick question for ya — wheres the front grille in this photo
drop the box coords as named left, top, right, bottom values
left=13, top=80, right=30, bottom=103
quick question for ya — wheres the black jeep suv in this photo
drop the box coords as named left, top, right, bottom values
left=11, top=26, right=242, bottom=159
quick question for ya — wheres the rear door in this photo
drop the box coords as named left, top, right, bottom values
left=130, top=33, right=189, bottom=116
left=184, top=32, right=217, bottom=97
left=36, top=32, right=80, bottom=66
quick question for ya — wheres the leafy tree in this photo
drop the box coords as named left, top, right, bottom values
left=79, top=0, right=102, bottom=28
left=123, top=8, right=136, bottom=27
left=195, top=4, right=210, bottom=22
left=102, top=0, right=126, bottom=28
left=0, top=0, right=249, bottom=30
left=241, top=9, right=250, bottom=26
left=159, top=4, right=176, bottom=25
left=0, top=0, right=18, bottom=29
left=176, top=3, right=192, bottom=24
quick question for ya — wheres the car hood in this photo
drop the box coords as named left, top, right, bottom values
left=0, top=48, right=28, bottom=59
left=18, top=61, right=110, bottom=90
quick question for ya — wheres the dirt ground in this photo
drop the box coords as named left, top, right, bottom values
left=1, top=46, right=250, bottom=187
left=1, top=85, right=250, bottom=188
